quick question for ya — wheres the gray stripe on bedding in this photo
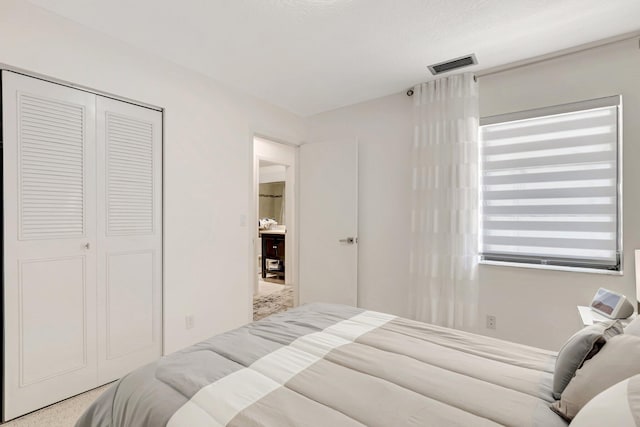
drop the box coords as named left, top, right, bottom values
left=284, top=358, right=501, bottom=427
left=251, top=303, right=367, bottom=341
left=156, top=346, right=248, bottom=398
left=356, top=323, right=556, bottom=402
left=383, top=317, right=557, bottom=373
left=228, top=385, right=366, bottom=427
left=76, top=364, right=189, bottom=427
left=324, top=342, right=564, bottom=427
left=77, top=304, right=565, bottom=427
left=158, top=303, right=367, bottom=392
left=76, top=303, right=365, bottom=427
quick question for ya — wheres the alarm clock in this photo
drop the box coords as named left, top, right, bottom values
left=590, top=288, right=634, bottom=319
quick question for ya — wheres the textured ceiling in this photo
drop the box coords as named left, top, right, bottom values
left=27, top=0, right=640, bottom=116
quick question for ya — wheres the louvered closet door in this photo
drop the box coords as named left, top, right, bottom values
left=95, top=97, right=162, bottom=383
left=2, top=71, right=98, bottom=420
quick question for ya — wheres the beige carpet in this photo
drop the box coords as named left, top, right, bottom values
left=253, top=283, right=294, bottom=320
left=2, top=383, right=111, bottom=427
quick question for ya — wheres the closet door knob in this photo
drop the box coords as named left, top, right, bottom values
left=339, top=237, right=356, bottom=244
left=83, top=242, right=91, bottom=250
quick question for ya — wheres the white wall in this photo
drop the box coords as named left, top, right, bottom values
left=4, top=0, right=637, bottom=354
left=309, top=93, right=414, bottom=318
left=477, top=38, right=640, bottom=350
left=0, top=0, right=307, bottom=354
left=309, top=38, right=640, bottom=350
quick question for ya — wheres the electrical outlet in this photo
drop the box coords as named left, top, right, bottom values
left=486, top=315, right=497, bottom=330
left=185, top=315, right=194, bottom=330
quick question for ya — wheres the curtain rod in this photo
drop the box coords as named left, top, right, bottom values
left=476, top=31, right=640, bottom=79
left=406, top=31, right=640, bottom=97
left=406, top=75, right=477, bottom=96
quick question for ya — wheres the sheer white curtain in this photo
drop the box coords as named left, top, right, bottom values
left=409, top=73, right=479, bottom=330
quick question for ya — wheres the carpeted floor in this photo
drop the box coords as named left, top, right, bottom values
left=253, top=283, right=294, bottom=320
left=1, top=383, right=112, bottom=427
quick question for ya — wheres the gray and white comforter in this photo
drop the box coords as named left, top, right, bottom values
left=76, top=303, right=566, bottom=427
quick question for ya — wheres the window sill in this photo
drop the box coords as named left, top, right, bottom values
left=478, top=259, right=623, bottom=276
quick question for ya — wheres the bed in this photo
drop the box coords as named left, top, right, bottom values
left=76, top=303, right=566, bottom=426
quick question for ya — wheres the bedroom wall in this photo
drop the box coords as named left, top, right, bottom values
left=0, top=0, right=307, bottom=354
left=309, top=94, right=414, bottom=319
left=477, top=37, right=640, bottom=350
left=308, top=37, right=640, bottom=351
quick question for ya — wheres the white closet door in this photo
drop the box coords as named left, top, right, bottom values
left=2, top=71, right=98, bottom=420
left=95, top=97, right=162, bottom=383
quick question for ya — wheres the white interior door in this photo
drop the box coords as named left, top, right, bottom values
left=299, top=141, right=358, bottom=306
left=96, top=97, right=162, bottom=384
left=2, top=71, right=98, bottom=420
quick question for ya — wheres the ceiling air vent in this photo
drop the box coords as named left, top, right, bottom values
left=428, top=54, right=478, bottom=75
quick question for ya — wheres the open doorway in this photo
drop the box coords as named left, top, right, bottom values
left=252, top=137, right=297, bottom=320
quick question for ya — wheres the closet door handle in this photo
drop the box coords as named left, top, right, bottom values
left=83, top=242, right=91, bottom=250
left=339, top=237, right=356, bottom=244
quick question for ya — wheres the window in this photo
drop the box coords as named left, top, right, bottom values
left=479, top=96, right=621, bottom=272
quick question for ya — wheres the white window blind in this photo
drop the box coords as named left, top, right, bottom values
left=479, top=96, right=621, bottom=271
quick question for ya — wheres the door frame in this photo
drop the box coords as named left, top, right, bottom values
left=250, top=136, right=298, bottom=314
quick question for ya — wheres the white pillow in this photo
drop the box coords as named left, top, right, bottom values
left=624, top=316, right=640, bottom=337
left=552, top=320, right=621, bottom=399
left=570, top=373, right=640, bottom=426
left=551, top=334, right=640, bottom=420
